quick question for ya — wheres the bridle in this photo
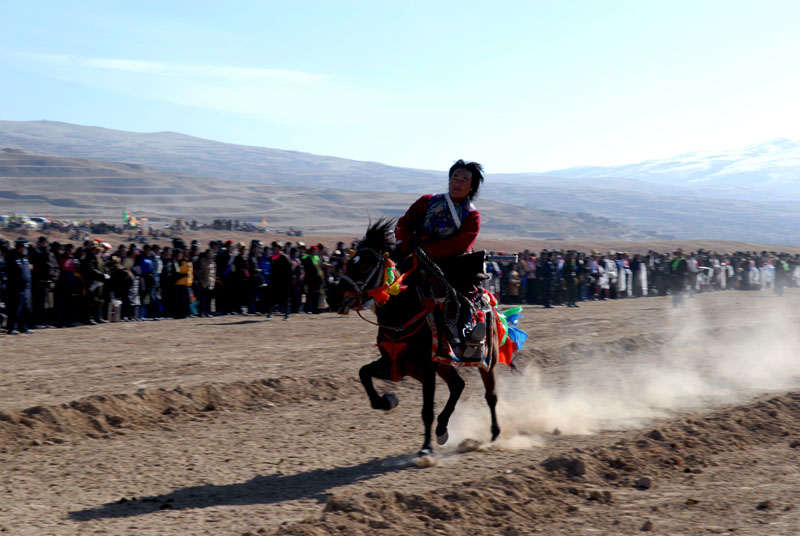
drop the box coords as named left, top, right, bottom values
left=336, top=247, right=386, bottom=314
left=336, top=247, right=424, bottom=333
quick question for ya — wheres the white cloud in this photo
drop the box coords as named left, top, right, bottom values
left=20, top=53, right=326, bottom=84
left=11, top=51, right=402, bottom=126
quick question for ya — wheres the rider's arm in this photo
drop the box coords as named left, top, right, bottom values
left=395, top=194, right=431, bottom=254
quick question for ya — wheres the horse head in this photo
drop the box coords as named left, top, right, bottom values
left=329, top=218, right=397, bottom=314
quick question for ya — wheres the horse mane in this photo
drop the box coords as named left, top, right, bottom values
left=357, top=217, right=396, bottom=253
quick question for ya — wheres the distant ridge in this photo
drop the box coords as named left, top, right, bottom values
left=3, top=120, right=800, bottom=244
left=0, top=120, right=442, bottom=191
left=0, top=147, right=659, bottom=240
left=541, top=138, right=800, bottom=201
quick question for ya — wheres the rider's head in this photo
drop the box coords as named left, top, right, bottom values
left=449, top=160, right=484, bottom=201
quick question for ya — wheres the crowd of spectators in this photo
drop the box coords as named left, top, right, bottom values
left=1, top=234, right=798, bottom=335
left=485, top=248, right=800, bottom=308
left=0, top=235, right=347, bottom=334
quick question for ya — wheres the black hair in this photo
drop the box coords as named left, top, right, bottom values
left=449, top=159, right=485, bottom=200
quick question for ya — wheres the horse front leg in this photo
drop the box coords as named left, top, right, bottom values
left=359, top=359, right=399, bottom=411
left=434, top=366, right=465, bottom=445
left=419, top=363, right=437, bottom=456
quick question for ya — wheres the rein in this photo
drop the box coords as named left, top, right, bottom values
left=356, top=307, right=429, bottom=338
left=346, top=251, right=428, bottom=333
left=355, top=291, right=434, bottom=334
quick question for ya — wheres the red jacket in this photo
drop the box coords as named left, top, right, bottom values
left=395, top=194, right=480, bottom=259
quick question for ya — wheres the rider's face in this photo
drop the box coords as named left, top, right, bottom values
left=449, top=168, right=472, bottom=202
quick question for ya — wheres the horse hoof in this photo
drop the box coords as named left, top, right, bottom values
left=417, top=446, right=433, bottom=457
left=381, top=393, right=399, bottom=411
left=491, top=426, right=501, bottom=442
left=436, top=430, right=449, bottom=445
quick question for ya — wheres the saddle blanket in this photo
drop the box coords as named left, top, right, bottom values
left=426, top=310, right=492, bottom=371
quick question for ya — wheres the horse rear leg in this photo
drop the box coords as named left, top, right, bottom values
left=480, top=367, right=500, bottom=441
left=359, top=359, right=399, bottom=411
left=480, top=313, right=500, bottom=441
left=434, top=366, right=464, bottom=445
left=481, top=311, right=501, bottom=441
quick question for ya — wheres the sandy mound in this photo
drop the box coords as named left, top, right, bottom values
left=0, top=376, right=364, bottom=453
left=268, top=393, right=800, bottom=535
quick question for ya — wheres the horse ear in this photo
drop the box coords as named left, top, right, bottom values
left=348, top=248, right=356, bottom=259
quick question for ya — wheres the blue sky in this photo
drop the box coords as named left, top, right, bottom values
left=2, top=0, right=799, bottom=173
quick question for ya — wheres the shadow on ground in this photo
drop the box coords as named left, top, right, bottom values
left=198, top=319, right=266, bottom=326
left=69, top=454, right=414, bottom=521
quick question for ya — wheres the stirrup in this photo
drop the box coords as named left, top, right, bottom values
left=461, top=341, right=483, bottom=359
left=465, top=321, right=486, bottom=342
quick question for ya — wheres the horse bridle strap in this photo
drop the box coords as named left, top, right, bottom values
left=338, top=248, right=386, bottom=306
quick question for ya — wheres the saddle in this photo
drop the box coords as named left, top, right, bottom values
left=434, top=250, right=490, bottom=288
left=415, top=250, right=491, bottom=362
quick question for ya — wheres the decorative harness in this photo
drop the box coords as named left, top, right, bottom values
left=336, top=246, right=385, bottom=310
left=338, top=248, right=430, bottom=334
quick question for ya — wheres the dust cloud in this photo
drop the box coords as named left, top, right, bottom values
left=446, top=294, right=800, bottom=449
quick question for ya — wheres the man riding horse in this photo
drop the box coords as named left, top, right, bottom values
left=329, top=160, right=527, bottom=455
left=396, top=159, right=483, bottom=260
left=395, top=159, right=488, bottom=359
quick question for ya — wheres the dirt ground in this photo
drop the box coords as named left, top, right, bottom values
left=1, top=289, right=800, bottom=535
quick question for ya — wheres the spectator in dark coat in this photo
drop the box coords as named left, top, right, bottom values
left=302, top=245, right=324, bottom=314
left=81, top=242, right=108, bottom=324
left=29, top=236, right=59, bottom=328
left=265, top=242, right=292, bottom=320
left=55, top=243, right=81, bottom=328
left=5, top=238, right=34, bottom=334
left=537, top=251, right=555, bottom=308
left=107, top=256, right=133, bottom=320
left=670, top=249, right=689, bottom=307
left=160, top=247, right=176, bottom=317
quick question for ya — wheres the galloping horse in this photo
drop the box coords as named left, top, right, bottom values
left=328, top=219, right=502, bottom=456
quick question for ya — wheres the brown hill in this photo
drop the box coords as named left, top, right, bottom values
left=0, top=148, right=661, bottom=241
left=2, top=120, right=800, bottom=244
left=0, top=120, right=440, bottom=191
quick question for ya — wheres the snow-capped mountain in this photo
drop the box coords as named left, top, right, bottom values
left=3, top=120, right=800, bottom=243
left=543, top=139, right=800, bottom=200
